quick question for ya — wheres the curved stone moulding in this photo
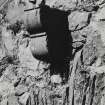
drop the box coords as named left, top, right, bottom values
left=29, top=35, right=49, bottom=61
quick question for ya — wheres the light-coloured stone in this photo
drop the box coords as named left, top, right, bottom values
left=1, top=27, right=15, bottom=56
left=51, top=75, right=62, bottom=84
left=89, top=65, right=105, bottom=74
left=18, top=44, right=39, bottom=70
left=15, top=85, right=28, bottom=96
left=90, top=7, right=105, bottom=46
left=19, top=92, right=30, bottom=105
left=8, top=96, right=19, bottom=105
left=0, top=47, right=6, bottom=60
left=101, top=95, right=105, bottom=105
left=46, top=0, right=77, bottom=10
left=68, top=11, right=90, bottom=31
left=0, top=98, right=8, bottom=105
left=0, top=82, right=14, bottom=98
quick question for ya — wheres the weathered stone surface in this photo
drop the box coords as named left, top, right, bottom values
left=0, top=98, right=8, bottom=105
left=50, top=75, right=62, bottom=84
left=17, top=31, right=39, bottom=70
left=18, top=44, right=39, bottom=70
left=19, top=92, right=30, bottom=105
left=68, top=11, right=91, bottom=31
left=46, top=0, right=77, bottom=10
left=91, top=6, right=105, bottom=46
left=0, top=0, right=105, bottom=105
left=7, top=95, right=19, bottom=105
left=15, top=85, right=28, bottom=96
left=0, top=82, right=14, bottom=98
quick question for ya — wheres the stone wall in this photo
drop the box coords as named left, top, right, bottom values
left=0, top=0, right=105, bottom=105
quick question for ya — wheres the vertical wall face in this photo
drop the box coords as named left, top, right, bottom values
left=1, top=1, right=105, bottom=105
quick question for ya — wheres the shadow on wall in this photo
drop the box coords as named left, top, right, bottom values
left=40, top=4, right=73, bottom=76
